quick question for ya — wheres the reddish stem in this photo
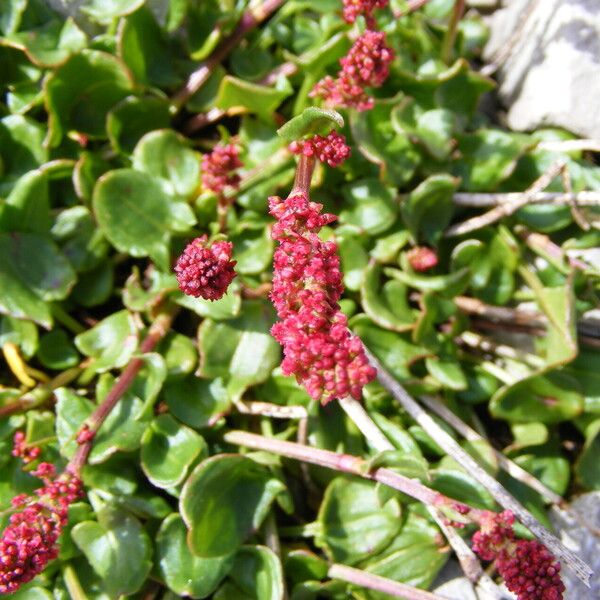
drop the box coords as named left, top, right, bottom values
left=171, top=0, right=285, bottom=110
left=68, top=306, right=177, bottom=474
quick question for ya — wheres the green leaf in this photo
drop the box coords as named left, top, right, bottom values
left=490, top=371, right=584, bottom=424
left=340, top=179, right=397, bottom=235
left=132, top=129, right=200, bottom=198
left=385, top=266, right=470, bottom=297
left=277, top=107, right=344, bottom=142
left=93, top=168, right=196, bottom=270
left=79, top=0, right=146, bottom=24
left=454, top=129, right=531, bottom=191
left=415, top=109, right=455, bottom=160
left=44, top=49, right=134, bottom=147
left=316, top=477, right=402, bottom=565
left=337, top=233, right=369, bottom=292
left=141, top=414, right=207, bottom=489
left=197, top=301, right=280, bottom=402
left=400, top=174, right=458, bottom=245
left=75, top=309, right=138, bottom=372
left=0, top=232, right=76, bottom=328
left=1, top=17, right=86, bottom=67
left=230, top=546, right=285, bottom=600
left=231, top=226, right=274, bottom=275
left=118, top=7, right=180, bottom=87
left=0, top=0, right=27, bottom=35
left=351, top=103, right=421, bottom=186
left=216, top=75, right=293, bottom=121
left=71, top=505, right=152, bottom=597
left=157, top=513, right=234, bottom=598
left=38, top=328, right=79, bottom=370
left=107, top=96, right=171, bottom=154
left=361, top=262, right=416, bottom=332
left=0, top=169, right=50, bottom=234
left=0, top=115, right=48, bottom=194
left=164, top=376, right=232, bottom=429
left=181, top=455, right=285, bottom=557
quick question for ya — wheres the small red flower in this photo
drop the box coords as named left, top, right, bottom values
left=407, top=246, right=438, bottom=272
left=12, top=432, right=41, bottom=464
left=201, top=143, right=242, bottom=196
left=342, top=0, right=388, bottom=27
left=289, top=131, right=351, bottom=168
left=471, top=511, right=565, bottom=600
left=175, top=235, right=237, bottom=301
left=311, top=31, right=394, bottom=111
left=269, top=193, right=375, bottom=403
left=0, top=468, right=83, bottom=594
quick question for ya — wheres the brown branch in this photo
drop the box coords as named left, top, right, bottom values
left=445, top=160, right=566, bottom=237
left=453, top=191, right=600, bottom=208
left=365, top=349, right=593, bottom=587
left=171, top=0, right=285, bottom=110
left=328, top=563, right=451, bottom=600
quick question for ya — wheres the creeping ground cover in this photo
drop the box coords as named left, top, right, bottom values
left=0, top=0, right=599, bottom=598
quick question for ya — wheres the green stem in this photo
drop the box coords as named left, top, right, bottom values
left=51, top=303, right=85, bottom=334
left=62, top=563, right=88, bottom=600
left=441, top=0, right=465, bottom=64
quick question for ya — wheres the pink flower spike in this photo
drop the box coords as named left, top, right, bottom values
left=471, top=510, right=565, bottom=600
left=269, top=193, right=376, bottom=404
left=0, top=471, right=83, bottom=594
left=342, top=0, right=389, bottom=27
left=201, top=143, right=242, bottom=196
left=175, top=235, right=237, bottom=301
left=289, top=131, right=351, bottom=168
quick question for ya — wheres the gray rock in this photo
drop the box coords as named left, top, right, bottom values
left=551, top=493, right=600, bottom=599
left=484, top=0, right=600, bottom=139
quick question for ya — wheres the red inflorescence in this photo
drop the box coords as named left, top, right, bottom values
left=12, top=431, right=41, bottom=464
left=174, top=235, right=237, bottom=301
left=342, top=0, right=388, bottom=26
left=201, top=143, right=242, bottom=196
left=471, top=510, right=565, bottom=600
left=407, top=246, right=439, bottom=272
left=0, top=467, right=83, bottom=594
left=269, top=193, right=376, bottom=404
left=311, top=30, right=394, bottom=111
left=289, top=131, right=351, bottom=168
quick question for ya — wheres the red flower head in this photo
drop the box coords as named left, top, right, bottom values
left=269, top=193, right=376, bottom=403
left=289, top=131, right=351, bottom=168
left=12, top=431, right=41, bottom=464
left=0, top=467, right=83, bottom=594
left=201, top=143, right=242, bottom=196
left=175, top=235, right=237, bottom=301
left=472, top=511, right=565, bottom=600
left=311, top=31, right=394, bottom=111
left=342, top=0, right=389, bottom=27
left=407, top=246, right=438, bottom=272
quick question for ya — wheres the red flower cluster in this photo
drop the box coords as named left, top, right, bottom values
left=12, top=431, right=41, bottom=464
left=342, top=0, right=388, bottom=27
left=472, top=511, right=565, bottom=600
left=311, top=30, right=394, bottom=111
left=175, top=235, right=236, bottom=301
left=0, top=465, right=83, bottom=594
left=269, top=193, right=376, bottom=403
left=289, top=131, right=351, bottom=168
left=201, top=143, right=242, bottom=196
left=407, top=246, right=438, bottom=272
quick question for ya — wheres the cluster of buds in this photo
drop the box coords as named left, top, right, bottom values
left=342, top=0, right=388, bottom=27
left=12, top=431, right=41, bottom=464
left=407, top=246, right=438, bottom=272
left=289, top=131, right=352, bottom=168
left=0, top=464, right=83, bottom=594
left=311, top=30, right=393, bottom=111
left=174, top=235, right=237, bottom=301
left=201, top=143, right=242, bottom=197
left=269, top=191, right=376, bottom=403
left=472, top=511, right=565, bottom=600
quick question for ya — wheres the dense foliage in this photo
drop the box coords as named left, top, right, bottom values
left=0, top=0, right=599, bottom=598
